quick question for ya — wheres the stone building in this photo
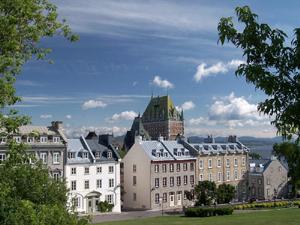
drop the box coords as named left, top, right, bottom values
left=0, top=121, right=67, bottom=179
left=65, top=132, right=121, bottom=213
left=186, top=135, right=250, bottom=201
left=124, top=95, right=184, bottom=150
left=248, top=157, right=288, bottom=200
left=123, top=136, right=197, bottom=210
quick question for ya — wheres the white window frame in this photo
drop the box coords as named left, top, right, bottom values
left=0, top=137, right=7, bottom=144
left=199, top=174, right=203, bottom=181
left=199, top=159, right=203, bottom=169
left=109, top=178, right=115, bottom=188
left=217, top=158, right=221, bottom=167
left=27, top=136, right=34, bottom=143
left=226, top=171, right=230, bottom=181
left=208, top=159, right=212, bottom=168
left=84, top=167, right=89, bottom=175
left=14, top=136, right=21, bottom=143
left=40, top=136, right=48, bottom=143
left=154, top=164, right=159, bottom=173
left=105, top=194, right=114, bottom=204
left=242, top=157, right=246, bottom=166
left=71, top=180, right=76, bottom=191
left=0, top=153, right=6, bottom=162
left=71, top=167, right=76, bottom=175
left=96, top=179, right=102, bottom=188
left=97, top=166, right=102, bottom=174
left=226, top=158, right=230, bottom=167
left=53, top=152, right=60, bottom=164
left=84, top=180, right=89, bottom=189
left=234, top=169, right=238, bottom=180
left=82, top=152, right=88, bottom=158
left=234, top=158, right=238, bottom=167
left=53, top=172, right=60, bottom=181
left=108, top=166, right=114, bottom=173
left=40, top=152, right=47, bottom=164
left=218, top=172, right=222, bottom=182
left=107, top=151, right=112, bottom=159
left=53, top=136, right=60, bottom=143
left=154, top=178, right=159, bottom=188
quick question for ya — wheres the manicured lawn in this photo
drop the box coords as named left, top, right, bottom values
left=94, top=208, right=300, bottom=225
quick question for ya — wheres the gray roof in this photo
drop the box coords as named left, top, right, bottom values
left=190, top=141, right=249, bottom=155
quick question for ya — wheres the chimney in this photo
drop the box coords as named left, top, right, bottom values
left=228, top=135, right=238, bottom=143
left=204, top=135, right=214, bottom=143
left=99, top=134, right=113, bottom=146
left=51, top=121, right=63, bottom=131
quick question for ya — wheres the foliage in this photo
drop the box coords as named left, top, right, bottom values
left=185, top=207, right=233, bottom=217
left=216, top=184, right=235, bottom=204
left=233, top=200, right=297, bottom=210
left=98, top=201, right=114, bottom=213
left=249, top=152, right=262, bottom=160
left=194, top=181, right=217, bottom=206
left=218, top=6, right=300, bottom=140
left=273, top=142, right=300, bottom=197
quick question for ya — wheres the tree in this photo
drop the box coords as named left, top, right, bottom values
left=273, top=142, right=300, bottom=197
left=0, top=1, right=84, bottom=224
left=216, top=184, right=235, bottom=204
left=194, top=181, right=217, bottom=206
left=249, top=152, right=262, bottom=160
left=218, top=6, right=300, bottom=140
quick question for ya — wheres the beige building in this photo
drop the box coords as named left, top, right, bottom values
left=123, top=136, right=197, bottom=210
left=249, top=157, right=288, bottom=200
left=186, top=135, right=249, bottom=201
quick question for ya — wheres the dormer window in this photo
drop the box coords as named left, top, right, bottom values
left=152, top=149, right=156, bottom=156
left=107, top=151, right=112, bottom=159
left=164, top=152, right=168, bottom=157
left=173, top=148, right=178, bottom=155
left=0, top=137, right=7, bottom=144
left=0, top=153, right=6, bottom=163
left=53, top=136, right=60, bottom=143
left=82, top=152, right=88, bottom=158
left=40, top=136, right=48, bottom=143
left=27, top=137, right=34, bottom=143
left=14, top=136, right=21, bottom=143
left=68, top=152, right=75, bottom=159
left=185, top=151, right=189, bottom=156
left=95, top=152, right=101, bottom=158
left=177, top=151, right=182, bottom=156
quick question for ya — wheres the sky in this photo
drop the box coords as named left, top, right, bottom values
left=14, top=0, right=300, bottom=138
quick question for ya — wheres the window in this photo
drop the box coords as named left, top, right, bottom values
left=53, top=136, right=60, bottom=143
left=107, top=151, right=112, bottom=159
left=84, top=167, right=89, bottom=175
left=14, top=136, right=21, bottom=143
left=267, top=188, right=270, bottom=196
left=97, top=167, right=102, bottom=174
left=84, top=180, right=89, bottom=189
left=133, top=176, right=137, bottom=186
left=176, top=176, right=181, bottom=186
left=95, top=152, right=101, bottom=158
left=27, top=136, right=34, bottom=143
left=183, top=163, right=187, bottom=171
left=40, top=136, right=47, bottom=143
left=68, top=152, right=75, bottom=159
left=234, top=170, right=238, bottom=180
left=209, top=173, right=212, bottom=181
left=242, top=157, right=246, bottom=166
left=53, top=172, right=60, bottom=181
left=109, top=179, right=114, bottom=188
left=154, top=164, right=159, bottom=173
left=97, top=179, right=102, bottom=188
left=109, top=166, right=114, bottom=173
left=72, top=197, right=80, bottom=208
left=162, top=164, right=167, bottom=173
left=199, top=174, right=203, bottom=181
left=190, top=175, right=194, bottom=185
left=217, top=158, right=221, bottom=167
left=258, top=178, right=262, bottom=185
left=241, top=169, right=245, bottom=178
left=0, top=137, right=7, bottom=144
left=176, top=163, right=180, bottom=172
left=190, top=162, right=194, bottom=171
left=133, top=164, right=136, bottom=173
left=234, top=158, right=238, bottom=167
left=163, top=193, right=167, bottom=202
left=133, top=193, right=137, bottom=201
left=155, top=178, right=159, bottom=188
left=169, top=163, right=174, bottom=172
left=199, top=160, right=203, bottom=169
left=53, top=152, right=60, bottom=164
left=40, top=152, right=47, bottom=164
left=218, top=172, right=222, bottom=182
left=71, top=167, right=76, bottom=175
left=267, top=178, right=270, bottom=185
left=155, top=193, right=160, bottom=204
left=226, top=158, right=230, bottom=167
left=71, top=181, right=76, bottom=190
left=0, top=153, right=6, bottom=163
left=82, top=152, right=88, bottom=158
left=226, top=171, right=230, bottom=181
left=184, top=175, right=188, bottom=185
left=105, top=194, right=114, bottom=204
left=170, top=177, right=174, bottom=187
left=208, top=159, right=212, bottom=168
left=163, top=177, right=167, bottom=187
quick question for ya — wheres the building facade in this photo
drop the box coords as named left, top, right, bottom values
left=65, top=133, right=121, bottom=214
left=123, top=136, right=197, bottom=210
left=249, top=157, right=288, bottom=200
left=0, top=121, right=66, bottom=179
left=186, top=135, right=249, bottom=201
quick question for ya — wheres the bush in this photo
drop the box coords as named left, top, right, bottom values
left=234, top=201, right=295, bottom=210
left=98, top=201, right=114, bottom=213
left=185, top=207, right=233, bottom=217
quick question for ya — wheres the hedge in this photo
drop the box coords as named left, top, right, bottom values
left=233, top=201, right=300, bottom=210
left=185, top=207, right=233, bottom=217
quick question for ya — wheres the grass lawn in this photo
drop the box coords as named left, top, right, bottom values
left=94, top=208, right=300, bottom=225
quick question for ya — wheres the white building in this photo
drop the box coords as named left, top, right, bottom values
left=65, top=132, right=121, bottom=213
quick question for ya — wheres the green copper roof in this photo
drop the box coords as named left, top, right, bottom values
left=142, top=95, right=183, bottom=122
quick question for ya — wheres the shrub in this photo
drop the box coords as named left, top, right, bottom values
left=185, top=207, right=233, bottom=217
left=98, top=201, right=114, bottom=213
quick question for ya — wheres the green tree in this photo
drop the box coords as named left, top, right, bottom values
left=216, top=184, right=235, bottom=204
left=273, top=142, right=300, bottom=197
left=0, top=0, right=84, bottom=224
left=218, top=6, right=300, bottom=140
left=249, top=152, right=262, bottom=160
left=194, top=181, right=217, bottom=206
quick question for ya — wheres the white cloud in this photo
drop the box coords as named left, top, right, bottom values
left=65, top=126, right=128, bottom=138
left=66, top=115, right=72, bottom=119
left=152, top=76, right=174, bottom=89
left=82, top=100, right=107, bottom=110
left=176, top=101, right=195, bottom=111
left=108, top=111, right=138, bottom=123
left=40, top=114, right=52, bottom=119
left=132, top=81, right=138, bottom=86
left=194, top=59, right=244, bottom=82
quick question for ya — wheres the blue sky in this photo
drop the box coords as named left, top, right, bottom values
left=14, top=0, right=300, bottom=137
